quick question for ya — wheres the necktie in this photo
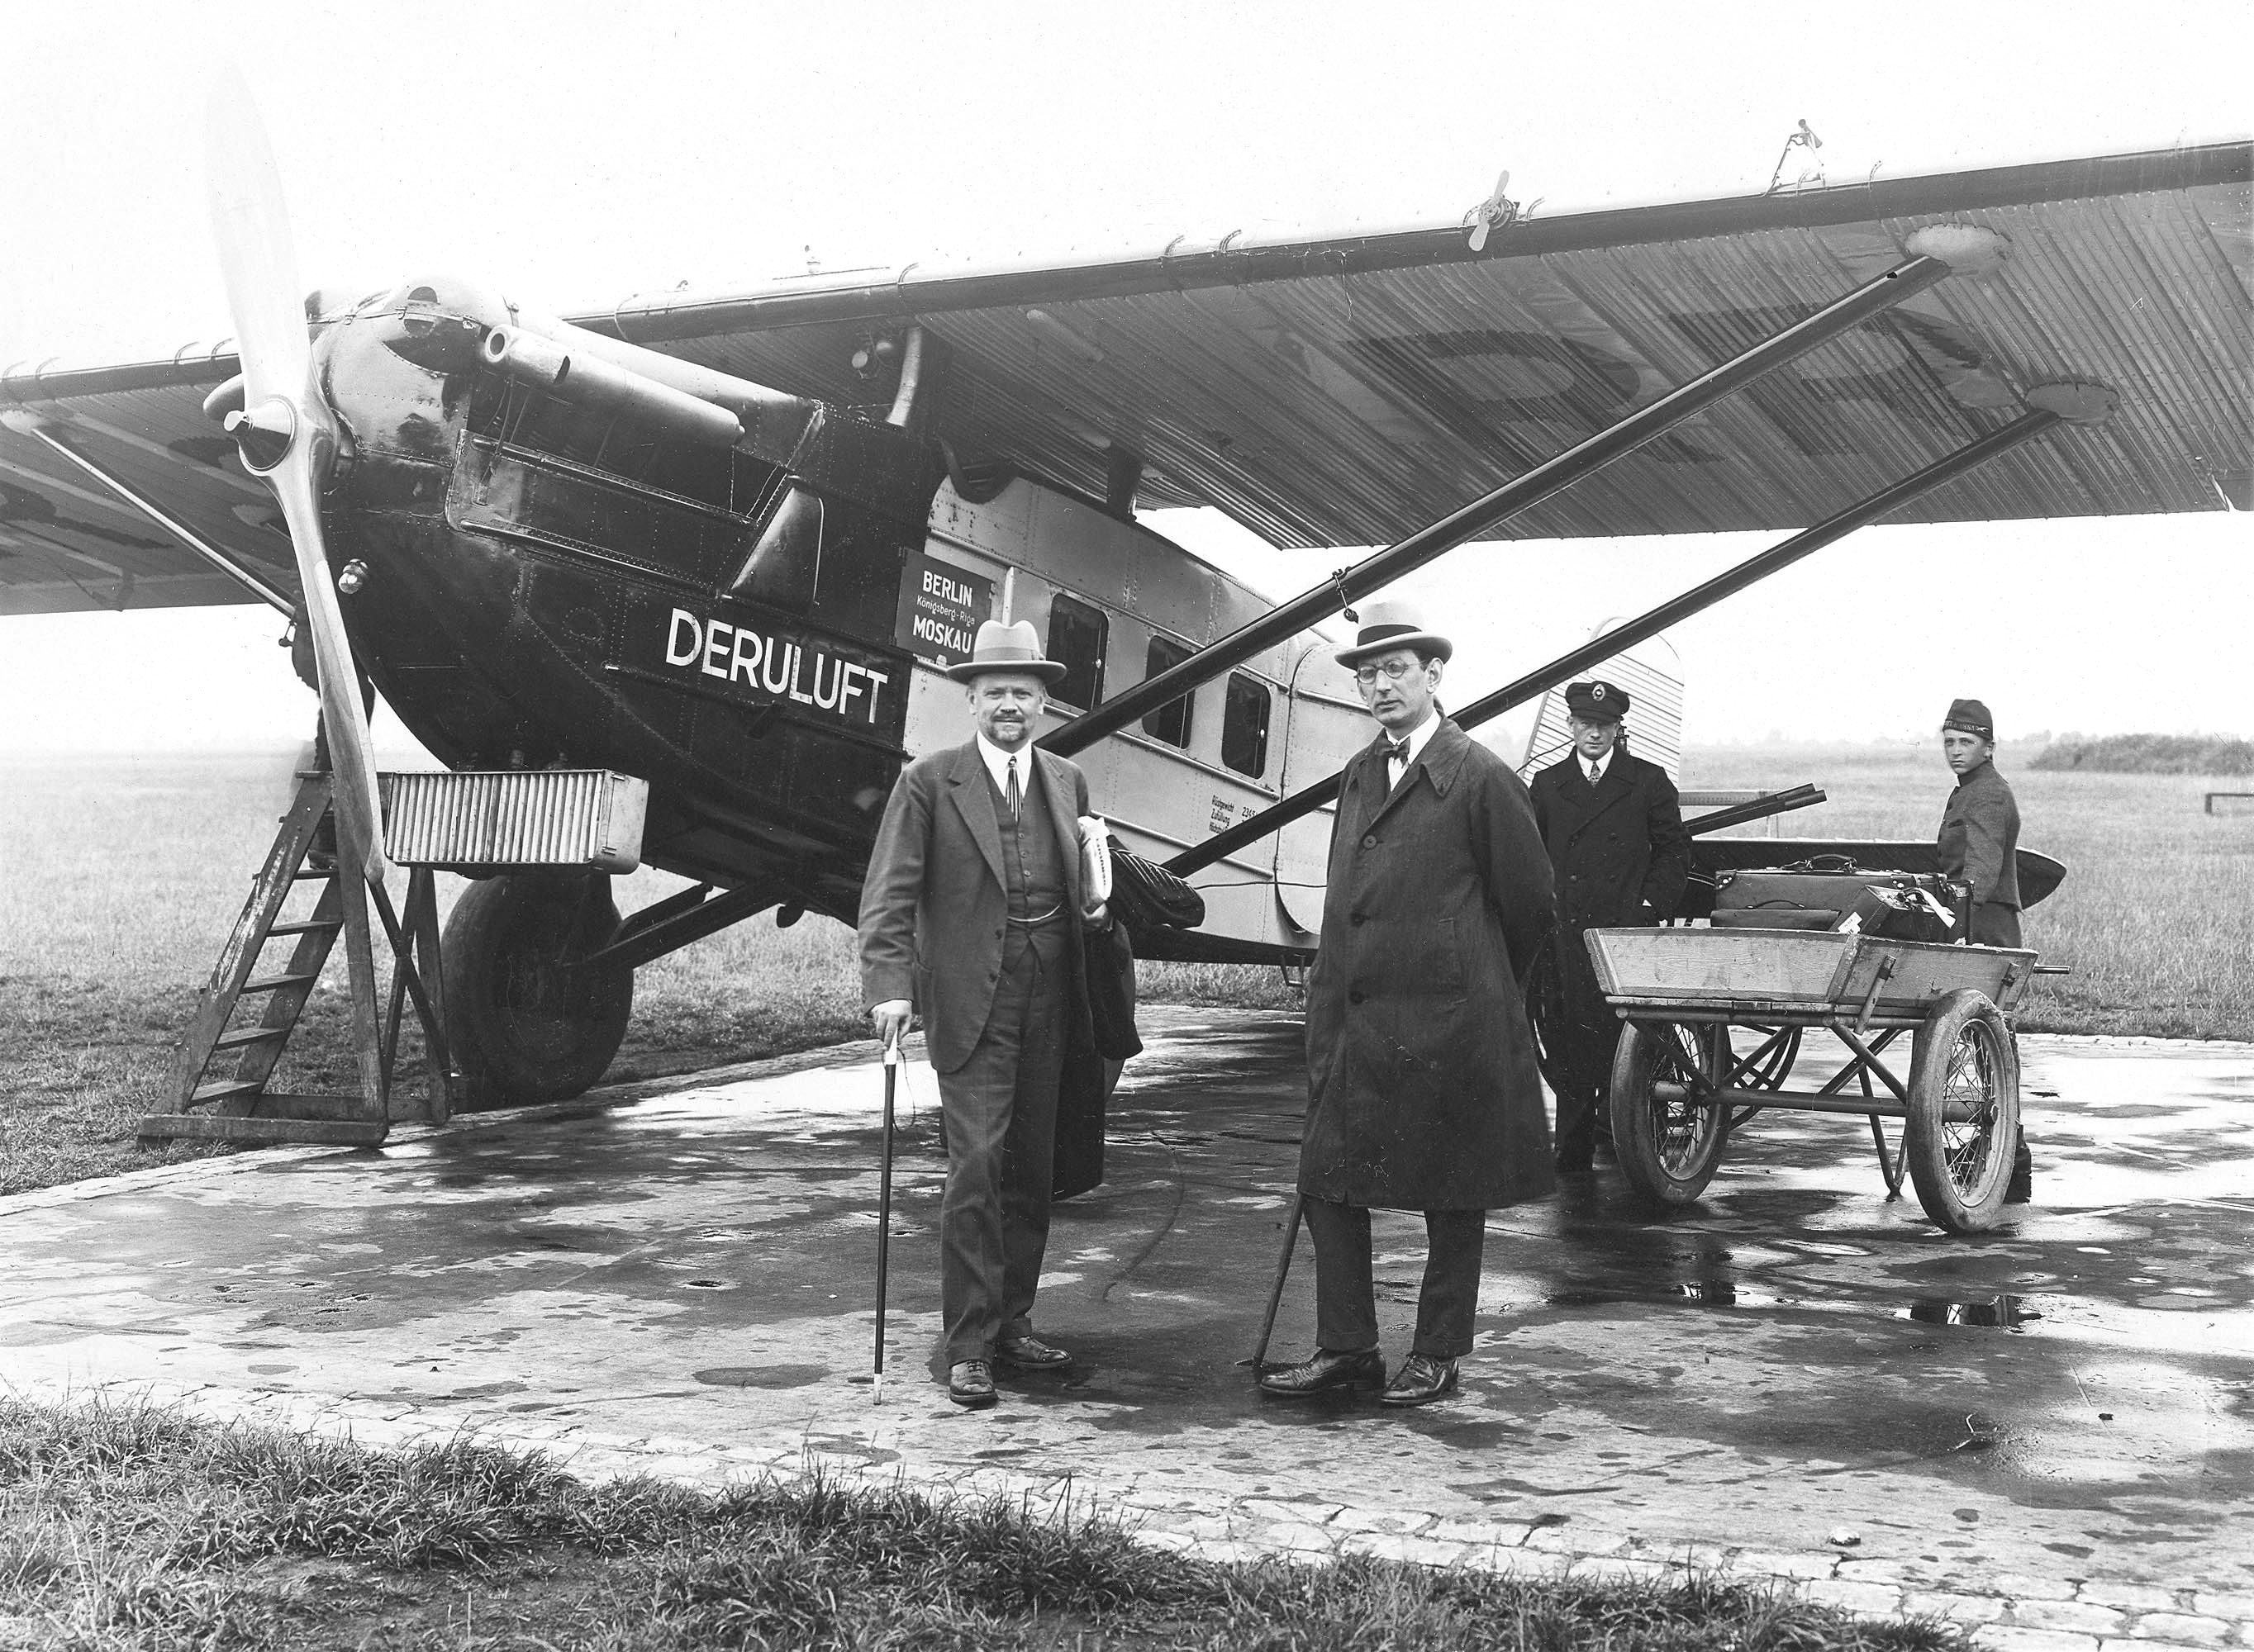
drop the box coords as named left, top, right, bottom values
left=1006, top=757, right=1021, bottom=823
left=1586, top=760, right=1601, bottom=787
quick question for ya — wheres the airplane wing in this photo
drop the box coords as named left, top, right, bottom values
left=582, top=140, right=2252, bottom=548
left=0, top=354, right=297, bottom=615
left=3, top=141, right=2243, bottom=618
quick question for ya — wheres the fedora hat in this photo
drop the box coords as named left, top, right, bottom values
left=946, top=619, right=1068, bottom=684
left=1334, top=599, right=1453, bottom=668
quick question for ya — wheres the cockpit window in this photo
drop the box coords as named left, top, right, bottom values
left=729, top=485, right=824, bottom=608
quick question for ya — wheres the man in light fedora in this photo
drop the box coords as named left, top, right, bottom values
left=1261, top=601, right=1555, bottom=1408
left=858, top=619, right=1111, bottom=1408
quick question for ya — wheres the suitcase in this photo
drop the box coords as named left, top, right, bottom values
left=1711, top=865, right=1961, bottom=942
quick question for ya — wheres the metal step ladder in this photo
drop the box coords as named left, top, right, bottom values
left=144, top=771, right=450, bottom=1147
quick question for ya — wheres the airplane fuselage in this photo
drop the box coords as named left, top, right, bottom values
left=313, top=284, right=1364, bottom=954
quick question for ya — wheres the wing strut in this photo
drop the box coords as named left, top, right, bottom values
left=1168, top=399, right=2092, bottom=879
left=1, top=410, right=292, bottom=614
left=1040, top=231, right=2002, bottom=761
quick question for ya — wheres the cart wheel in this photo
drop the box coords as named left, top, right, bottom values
left=1609, top=1021, right=1732, bottom=1206
left=1904, top=989, right=2020, bottom=1232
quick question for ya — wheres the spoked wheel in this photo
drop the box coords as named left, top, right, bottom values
left=1609, top=1020, right=1733, bottom=1206
left=443, top=871, right=633, bottom=1105
left=1904, top=989, right=2020, bottom=1232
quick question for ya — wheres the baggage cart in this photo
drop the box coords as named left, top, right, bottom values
left=1583, top=926, right=2038, bottom=1232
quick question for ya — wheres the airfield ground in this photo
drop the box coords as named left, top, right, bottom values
left=2, top=741, right=2248, bottom=1196
left=3, top=1007, right=2251, bottom=1649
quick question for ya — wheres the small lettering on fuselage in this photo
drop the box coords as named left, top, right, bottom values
left=662, top=608, right=890, bottom=724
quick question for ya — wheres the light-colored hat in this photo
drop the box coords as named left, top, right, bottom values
left=947, top=618, right=1068, bottom=684
left=1334, top=600, right=1453, bottom=668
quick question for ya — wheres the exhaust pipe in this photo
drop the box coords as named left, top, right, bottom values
left=506, top=313, right=820, bottom=465
left=482, top=326, right=747, bottom=451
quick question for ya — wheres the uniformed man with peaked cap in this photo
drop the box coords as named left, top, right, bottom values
left=1260, top=601, right=1555, bottom=1408
left=1527, top=679, right=1690, bottom=1174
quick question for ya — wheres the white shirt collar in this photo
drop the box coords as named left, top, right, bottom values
left=976, top=732, right=1034, bottom=795
left=1386, top=710, right=1440, bottom=767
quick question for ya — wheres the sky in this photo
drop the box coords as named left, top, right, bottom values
left=0, top=0, right=2247, bottom=754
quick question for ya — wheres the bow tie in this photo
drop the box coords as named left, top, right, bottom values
left=1388, top=738, right=1411, bottom=764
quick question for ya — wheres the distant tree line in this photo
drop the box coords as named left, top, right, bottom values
left=2031, top=733, right=2254, bottom=774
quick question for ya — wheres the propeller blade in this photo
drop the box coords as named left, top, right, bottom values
left=272, top=455, right=388, bottom=884
left=205, top=65, right=312, bottom=410
left=206, top=65, right=388, bottom=883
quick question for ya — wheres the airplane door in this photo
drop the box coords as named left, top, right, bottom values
left=1274, top=643, right=1368, bottom=937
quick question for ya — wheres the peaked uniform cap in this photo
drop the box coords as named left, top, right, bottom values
left=1565, top=680, right=1629, bottom=720
left=1942, top=698, right=1995, bottom=738
left=1335, top=599, right=1453, bottom=667
left=947, top=619, right=1068, bottom=684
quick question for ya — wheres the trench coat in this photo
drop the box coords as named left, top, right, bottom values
left=1300, top=719, right=1557, bottom=1211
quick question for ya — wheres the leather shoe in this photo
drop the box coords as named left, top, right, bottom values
left=1258, top=1346, right=1385, bottom=1398
left=995, top=1332, right=1072, bottom=1371
left=947, top=1360, right=997, bottom=1408
left=1379, top=1353, right=1460, bottom=1408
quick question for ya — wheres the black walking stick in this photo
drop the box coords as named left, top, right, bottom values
left=873, top=1031, right=900, bottom=1403
left=1245, top=1193, right=1305, bottom=1369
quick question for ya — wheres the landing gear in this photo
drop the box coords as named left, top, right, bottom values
left=443, top=871, right=632, bottom=1105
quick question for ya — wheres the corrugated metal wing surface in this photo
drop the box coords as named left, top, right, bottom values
left=637, top=145, right=2252, bottom=548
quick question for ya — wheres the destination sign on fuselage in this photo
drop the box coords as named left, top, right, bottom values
left=659, top=608, right=891, bottom=725
left=895, top=553, right=994, bottom=669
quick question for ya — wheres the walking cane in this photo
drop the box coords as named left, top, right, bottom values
left=873, top=1031, right=900, bottom=1404
left=1245, top=1193, right=1304, bottom=1369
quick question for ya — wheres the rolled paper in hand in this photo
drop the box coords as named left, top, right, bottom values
left=1077, top=815, right=1113, bottom=904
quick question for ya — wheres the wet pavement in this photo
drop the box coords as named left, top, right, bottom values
left=3, top=1008, right=2252, bottom=1641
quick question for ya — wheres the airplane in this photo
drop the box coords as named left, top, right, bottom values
left=2, top=103, right=2244, bottom=1147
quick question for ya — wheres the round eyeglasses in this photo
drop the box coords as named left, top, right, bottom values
left=1353, top=659, right=1424, bottom=686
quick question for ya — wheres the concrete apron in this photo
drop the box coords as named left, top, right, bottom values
left=4, top=1008, right=2252, bottom=1629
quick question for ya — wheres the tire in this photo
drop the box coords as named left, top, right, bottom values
left=1609, top=1020, right=1732, bottom=1205
left=1904, top=989, right=2019, bottom=1232
left=442, top=872, right=632, bottom=1105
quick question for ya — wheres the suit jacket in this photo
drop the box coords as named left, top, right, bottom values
left=1300, top=719, right=1556, bottom=1211
left=857, top=739, right=1099, bottom=1075
left=1528, top=748, right=1690, bottom=929
left=1937, top=761, right=2022, bottom=910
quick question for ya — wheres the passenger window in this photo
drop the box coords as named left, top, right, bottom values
left=1141, top=634, right=1196, bottom=748
left=1221, top=673, right=1271, bottom=776
left=1045, top=593, right=1107, bottom=710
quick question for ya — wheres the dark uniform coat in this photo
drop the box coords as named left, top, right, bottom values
left=1528, top=748, right=1692, bottom=1141
left=1937, top=759, right=2022, bottom=947
left=1527, top=748, right=1692, bottom=929
left=1300, top=719, right=1556, bottom=1211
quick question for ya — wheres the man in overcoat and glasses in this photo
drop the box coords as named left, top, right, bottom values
left=1260, top=601, right=1556, bottom=1408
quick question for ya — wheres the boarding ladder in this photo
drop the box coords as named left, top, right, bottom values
left=145, top=770, right=452, bottom=1147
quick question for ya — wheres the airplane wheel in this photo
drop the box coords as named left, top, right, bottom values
left=443, top=872, right=632, bottom=1105
left=1904, top=990, right=2019, bottom=1232
left=1609, top=1020, right=1732, bottom=1206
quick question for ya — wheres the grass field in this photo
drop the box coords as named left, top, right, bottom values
left=2, top=740, right=2246, bottom=1194
left=0, top=1394, right=1971, bottom=1651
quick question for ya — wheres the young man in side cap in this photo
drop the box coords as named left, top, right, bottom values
left=1261, top=601, right=1555, bottom=1408
left=1528, top=681, right=1690, bottom=1175
left=1937, top=696, right=2033, bottom=1202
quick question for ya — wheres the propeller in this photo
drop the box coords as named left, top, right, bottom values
left=1466, top=169, right=1541, bottom=252
left=206, top=65, right=388, bottom=884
